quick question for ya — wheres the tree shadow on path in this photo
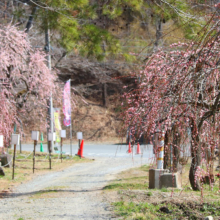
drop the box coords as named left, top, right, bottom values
left=0, top=188, right=104, bottom=198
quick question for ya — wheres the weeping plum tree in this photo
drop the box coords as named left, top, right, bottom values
left=122, top=33, right=220, bottom=190
left=0, top=24, right=57, bottom=145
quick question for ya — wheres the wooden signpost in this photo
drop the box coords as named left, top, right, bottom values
left=32, top=131, right=39, bottom=173
left=11, top=134, right=20, bottom=180
left=48, top=132, right=56, bottom=169
left=0, top=135, right=3, bottom=154
left=60, top=130, right=66, bottom=163
left=77, top=132, right=83, bottom=156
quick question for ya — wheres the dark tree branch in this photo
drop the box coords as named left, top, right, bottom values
left=25, top=5, right=37, bottom=33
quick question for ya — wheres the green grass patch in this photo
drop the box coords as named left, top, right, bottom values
left=44, top=186, right=69, bottom=190
left=113, top=201, right=163, bottom=219
left=113, top=200, right=220, bottom=220
left=104, top=164, right=149, bottom=191
left=160, top=187, right=169, bottom=192
left=104, top=182, right=148, bottom=190
left=146, top=191, right=152, bottom=196
left=35, top=190, right=59, bottom=195
left=139, top=165, right=150, bottom=171
left=107, top=163, right=220, bottom=219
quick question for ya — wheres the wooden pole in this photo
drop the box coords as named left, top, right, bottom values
left=33, top=140, right=37, bottom=173
left=70, top=79, right=72, bottom=156
left=20, top=133, right=22, bottom=154
left=219, top=133, right=220, bottom=190
left=12, top=144, right=16, bottom=180
left=61, top=138, right=63, bottom=163
left=102, top=83, right=107, bottom=107
left=78, top=139, right=81, bottom=157
left=49, top=141, right=52, bottom=169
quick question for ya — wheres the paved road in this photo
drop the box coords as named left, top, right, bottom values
left=18, top=143, right=155, bottom=160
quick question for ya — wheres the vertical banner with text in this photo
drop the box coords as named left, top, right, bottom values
left=54, top=108, right=61, bottom=142
left=63, top=80, right=71, bottom=127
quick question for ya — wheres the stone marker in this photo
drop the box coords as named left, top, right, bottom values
left=0, top=167, right=5, bottom=176
left=159, top=172, right=182, bottom=189
left=0, top=154, right=12, bottom=168
left=149, top=169, right=169, bottom=189
left=149, top=169, right=182, bottom=189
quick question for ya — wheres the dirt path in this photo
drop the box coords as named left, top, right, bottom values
left=0, top=157, right=144, bottom=220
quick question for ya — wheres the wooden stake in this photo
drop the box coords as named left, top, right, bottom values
left=219, top=133, right=220, bottom=190
left=49, top=141, right=52, bottom=169
left=12, top=144, right=16, bottom=180
left=78, top=139, right=81, bottom=158
left=61, top=138, right=63, bottom=163
left=33, top=140, right=37, bottom=173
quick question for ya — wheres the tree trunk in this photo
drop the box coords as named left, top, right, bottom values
left=164, top=126, right=180, bottom=172
left=102, top=83, right=107, bottom=107
left=189, top=154, right=201, bottom=191
left=25, top=6, right=37, bottom=33
left=189, top=119, right=201, bottom=191
left=173, top=126, right=180, bottom=172
left=153, top=16, right=162, bottom=51
left=164, top=130, right=170, bottom=170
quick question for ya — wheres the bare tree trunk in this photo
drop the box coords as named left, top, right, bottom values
left=102, top=83, right=107, bottom=107
left=153, top=16, right=162, bottom=51
left=173, top=126, right=180, bottom=172
left=25, top=6, right=37, bottom=33
left=164, top=125, right=181, bottom=172
left=164, top=130, right=170, bottom=170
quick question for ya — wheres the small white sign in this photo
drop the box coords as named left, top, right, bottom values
left=48, top=133, right=52, bottom=141
left=53, top=132, right=56, bottom=141
left=31, top=131, right=39, bottom=141
left=60, top=130, right=66, bottom=138
left=11, top=134, right=20, bottom=145
left=77, top=132, right=83, bottom=140
left=0, top=135, right=3, bottom=147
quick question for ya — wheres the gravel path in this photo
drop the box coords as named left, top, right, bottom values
left=0, top=157, right=145, bottom=220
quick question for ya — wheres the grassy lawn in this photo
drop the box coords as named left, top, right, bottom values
left=0, top=150, right=91, bottom=192
left=104, top=163, right=220, bottom=220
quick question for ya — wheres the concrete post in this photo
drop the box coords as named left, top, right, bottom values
left=157, top=131, right=165, bottom=169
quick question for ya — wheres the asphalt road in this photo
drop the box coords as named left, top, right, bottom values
left=17, top=143, right=155, bottom=160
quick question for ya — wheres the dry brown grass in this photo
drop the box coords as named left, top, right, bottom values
left=21, top=95, right=123, bottom=144
left=0, top=150, right=91, bottom=193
